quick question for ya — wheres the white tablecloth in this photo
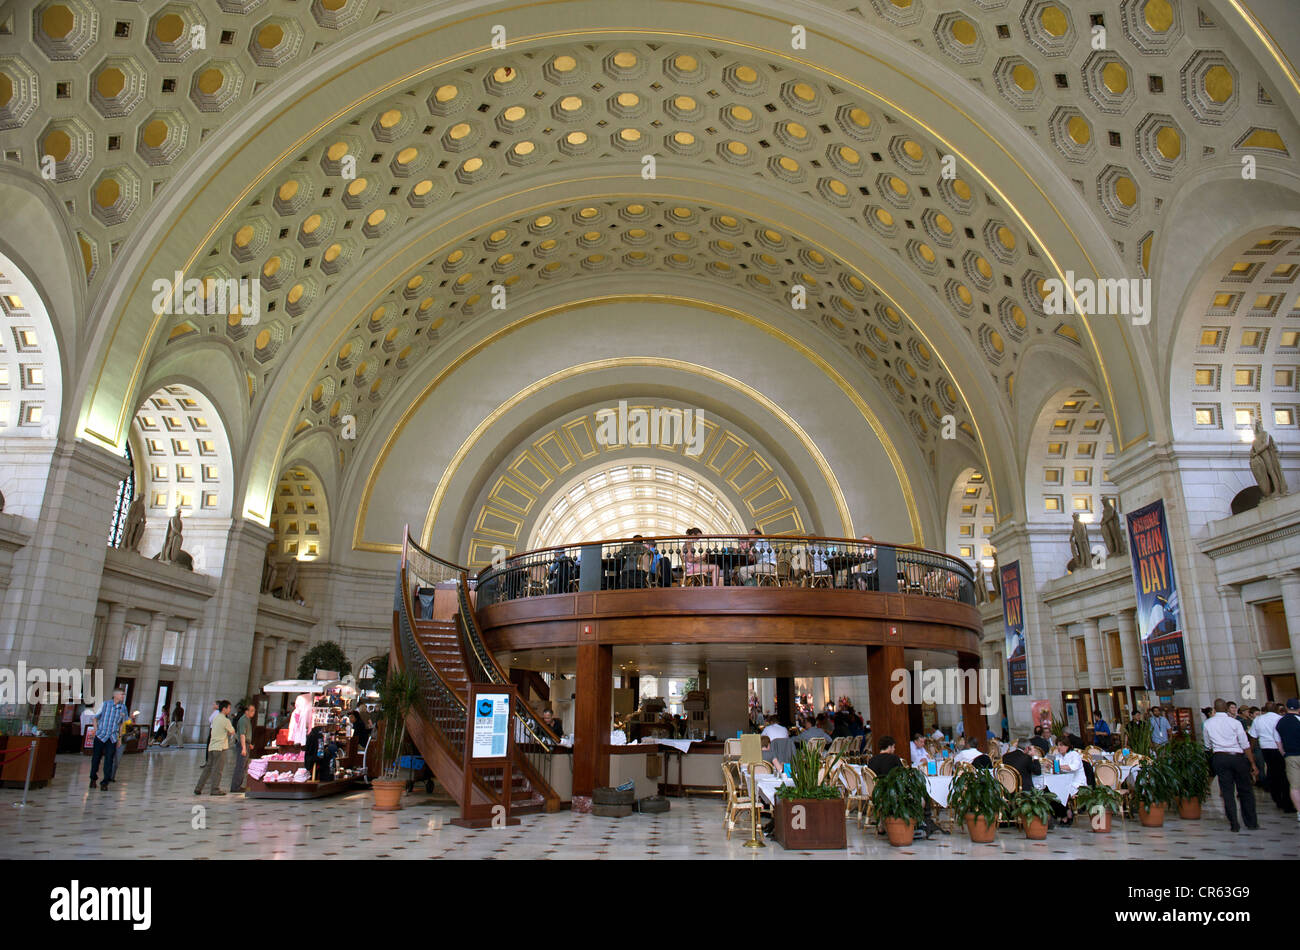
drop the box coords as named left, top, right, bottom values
left=847, top=764, right=952, bottom=807
left=645, top=738, right=703, bottom=754
left=1033, top=770, right=1087, bottom=800
left=753, top=773, right=791, bottom=806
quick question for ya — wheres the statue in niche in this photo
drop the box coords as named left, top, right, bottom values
left=990, top=553, right=1002, bottom=598
left=274, top=558, right=302, bottom=604
left=260, top=545, right=278, bottom=595
left=160, top=508, right=184, bottom=563
left=1067, top=512, right=1092, bottom=573
left=0, top=488, right=5, bottom=513
left=120, top=495, right=146, bottom=553
left=1249, top=418, right=1289, bottom=498
left=973, top=560, right=989, bottom=605
left=1099, top=498, right=1126, bottom=557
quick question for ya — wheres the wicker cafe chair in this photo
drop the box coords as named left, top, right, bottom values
left=938, top=758, right=955, bottom=776
left=1093, top=760, right=1129, bottom=820
left=751, top=759, right=775, bottom=777
left=838, top=765, right=867, bottom=821
left=524, top=563, right=548, bottom=597
left=721, top=762, right=768, bottom=840
left=722, top=737, right=743, bottom=761
left=903, top=561, right=926, bottom=594
left=683, top=571, right=713, bottom=587
left=857, top=767, right=877, bottom=829
left=805, top=736, right=828, bottom=756
left=995, top=765, right=1021, bottom=827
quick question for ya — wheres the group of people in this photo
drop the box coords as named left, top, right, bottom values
left=1201, top=697, right=1300, bottom=832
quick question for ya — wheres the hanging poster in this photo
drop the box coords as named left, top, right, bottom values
left=1000, top=560, right=1028, bottom=695
left=1125, top=499, right=1190, bottom=691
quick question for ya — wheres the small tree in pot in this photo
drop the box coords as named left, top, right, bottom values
left=1162, top=737, right=1210, bottom=819
left=1132, top=755, right=1176, bottom=827
left=372, top=669, right=420, bottom=811
left=949, top=767, right=1005, bottom=843
left=1074, top=784, right=1123, bottom=833
left=773, top=743, right=846, bottom=849
left=869, top=766, right=928, bottom=846
left=1008, top=786, right=1059, bottom=839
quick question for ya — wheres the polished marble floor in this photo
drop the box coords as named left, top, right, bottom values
left=2, top=749, right=1298, bottom=859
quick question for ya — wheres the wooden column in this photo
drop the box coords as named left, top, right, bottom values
left=867, top=643, right=910, bottom=753
left=959, top=652, right=987, bottom=752
left=572, top=642, right=612, bottom=799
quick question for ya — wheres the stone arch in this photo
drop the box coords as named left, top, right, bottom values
left=1023, top=386, right=1120, bottom=529
left=944, top=467, right=997, bottom=568
left=270, top=461, right=331, bottom=562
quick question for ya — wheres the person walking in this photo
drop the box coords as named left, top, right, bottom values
left=88, top=688, right=129, bottom=791
left=160, top=701, right=185, bottom=748
left=203, top=701, right=219, bottom=764
left=1149, top=706, right=1171, bottom=749
left=1203, top=698, right=1259, bottom=832
left=1250, top=702, right=1293, bottom=812
left=230, top=703, right=256, bottom=792
left=194, top=700, right=234, bottom=796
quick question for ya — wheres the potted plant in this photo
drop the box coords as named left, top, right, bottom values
left=1162, top=737, right=1209, bottom=819
left=1131, top=754, right=1176, bottom=827
left=949, top=767, right=1005, bottom=843
left=1125, top=720, right=1153, bottom=758
left=869, top=766, right=928, bottom=846
left=773, top=743, right=846, bottom=849
left=1074, top=784, right=1123, bottom=833
left=372, top=669, right=420, bottom=811
left=1008, top=787, right=1059, bottom=839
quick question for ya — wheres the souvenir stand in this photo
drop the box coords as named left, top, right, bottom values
left=243, top=678, right=367, bottom=800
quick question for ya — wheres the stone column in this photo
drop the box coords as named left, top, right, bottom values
left=198, top=519, right=274, bottom=712
left=1276, top=571, right=1300, bottom=685
left=706, top=660, right=748, bottom=740
left=246, top=632, right=266, bottom=699
left=1082, top=618, right=1105, bottom=695
left=0, top=438, right=126, bottom=670
left=177, top=619, right=200, bottom=742
left=98, top=602, right=129, bottom=703
left=134, top=611, right=170, bottom=731
left=1115, top=608, right=1143, bottom=692
left=270, top=637, right=288, bottom=683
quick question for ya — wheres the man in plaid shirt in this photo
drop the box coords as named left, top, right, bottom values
left=89, top=688, right=129, bottom=791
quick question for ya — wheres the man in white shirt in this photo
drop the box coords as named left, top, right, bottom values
left=953, top=745, right=983, bottom=765
left=910, top=733, right=929, bottom=765
left=930, top=727, right=944, bottom=742
left=760, top=715, right=789, bottom=740
left=1249, top=702, right=1288, bottom=810
left=1203, top=698, right=1259, bottom=832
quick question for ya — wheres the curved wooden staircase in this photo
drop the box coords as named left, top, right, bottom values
left=391, top=530, right=562, bottom=815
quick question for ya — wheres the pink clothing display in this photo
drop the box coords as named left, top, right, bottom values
left=288, top=694, right=312, bottom=746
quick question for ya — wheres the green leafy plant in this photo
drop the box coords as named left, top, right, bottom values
left=1125, top=719, right=1153, bottom=757
left=775, top=743, right=843, bottom=801
left=1131, top=754, right=1177, bottom=806
left=1050, top=715, right=1068, bottom=741
left=296, top=641, right=352, bottom=680
left=868, top=765, right=927, bottom=824
left=378, top=669, right=420, bottom=780
left=949, top=767, right=1005, bottom=823
left=1008, top=786, right=1059, bottom=825
left=1160, top=736, right=1211, bottom=801
left=1074, top=783, right=1122, bottom=816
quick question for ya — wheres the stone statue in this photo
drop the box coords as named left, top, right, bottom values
left=160, top=508, right=184, bottom=563
left=990, top=553, right=1002, bottom=598
left=260, top=545, right=277, bottom=595
left=973, top=560, right=989, bottom=605
left=1100, top=498, right=1126, bottom=557
left=1067, top=512, right=1091, bottom=573
left=120, top=495, right=146, bottom=553
left=1249, top=418, right=1289, bottom=498
left=274, top=558, right=301, bottom=603
left=0, top=488, right=5, bottom=512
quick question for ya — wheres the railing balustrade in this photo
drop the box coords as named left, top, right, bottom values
left=474, top=534, right=976, bottom=608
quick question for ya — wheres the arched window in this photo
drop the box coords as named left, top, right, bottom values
left=107, top=442, right=135, bottom=548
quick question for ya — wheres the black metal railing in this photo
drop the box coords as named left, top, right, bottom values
left=394, top=574, right=466, bottom=758
left=475, top=534, right=977, bottom=608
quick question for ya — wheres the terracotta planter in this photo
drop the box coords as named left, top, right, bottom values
left=773, top=797, right=848, bottom=850
left=883, top=817, right=916, bottom=847
left=1137, top=802, right=1165, bottom=827
left=371, top=778, right=405, bottom=811
left=1177, top=797, right=1202, bottom=820
left=964, top=814, right=998, bottom=843
left=1090, top=810, right=1113, bottom=834
left=1024, top=817, right=1048, bottom=840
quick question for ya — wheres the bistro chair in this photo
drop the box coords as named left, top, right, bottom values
left=682, top=571, right=713, bottom=587
left=804, top=736, right=828, bottom=756
left=902, top=561, right=926, bottom=595
left=754, top=564, right=779, bottom=587
left=838, top=766, right=867, bottom=821
left=721, top=762, right=762, bottom=840
left=921, top=570, right=945, bottom=597
left=751, top=759, right=775, bottom=777
left=523, top=563, right=548, bottom=597
left=1093, top=760, right=1130, bottom=819
left=722, top=737, right=743, bottom=761
left=857, top=767, right=877, bottom=829
left=805, top=568, right=833, bottom=588
left=938, top=758, right=955, bottom=776
left=995, top=765, right=1021, bottom=827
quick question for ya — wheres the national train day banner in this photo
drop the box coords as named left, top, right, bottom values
left=1000, top=559, right=1028, bottom=695
left=1125, top=499, right=1190, bottom=691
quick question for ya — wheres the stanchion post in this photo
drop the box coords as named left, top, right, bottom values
left=743, top=762, right=765, bottom=849
left=12, top=742, right=35, bottom=809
